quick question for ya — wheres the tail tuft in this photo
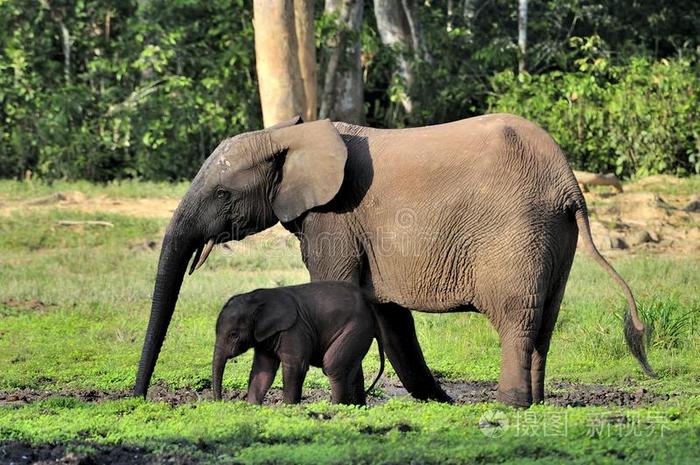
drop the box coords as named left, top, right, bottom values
left=624, top=311, right=656, bottom=378
left=574, top=207, right=656, bottom=378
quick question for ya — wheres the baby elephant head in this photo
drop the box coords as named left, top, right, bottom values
left=212, top=290, right=298, bottom=400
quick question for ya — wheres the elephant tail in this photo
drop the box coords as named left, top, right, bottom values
left=573, top=206, right=656, bottom=377
left=365, top=332, right=385, bottom=396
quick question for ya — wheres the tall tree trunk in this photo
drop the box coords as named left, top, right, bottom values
left=43, top=1, right=72, bottom=85
left=462, top=0, right=476, bottom=20
left=294, top=0, right=317, bottom=121
left=373, top=0, right=427, bottom=114
left=319, top=0, right=365, bottom=124
left=400, top=0, right=430, bottom=63
left=253, top=0, right=307, bottom=127
left=518, top=0, right=528, bottom=73
left=447, top=0, right=453, bottom=30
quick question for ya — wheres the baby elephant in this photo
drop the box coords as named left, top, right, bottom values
left=212, top=281, right=384, bottom=405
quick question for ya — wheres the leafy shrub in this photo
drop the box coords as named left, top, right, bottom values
left=489, top=45, right=700, bottom=177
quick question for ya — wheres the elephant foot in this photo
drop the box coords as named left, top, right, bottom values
left=531, top=387, right=545, bottom=405
left=496, top=387, right=532, bottom=408
left=410, top=382, right=453, bottom=403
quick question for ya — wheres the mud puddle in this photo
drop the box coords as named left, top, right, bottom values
left=0, top=379, right=673, bottom=409
left=0, top=441, right=196, bottom=465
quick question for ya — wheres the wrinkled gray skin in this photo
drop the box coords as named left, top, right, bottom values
left=212, top=281, right=385, bottom=405
left=135, top=113, right=654, bottom=407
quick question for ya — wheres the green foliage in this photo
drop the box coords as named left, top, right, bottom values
left=489, top=48, right=700, bottom=176
left=0, top=0, right=260, bottom=181
left=2, top=0, right=700, bottom=180
left=365, top=1, right=700, bottom=132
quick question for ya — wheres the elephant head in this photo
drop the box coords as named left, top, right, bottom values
left=212, top=291, right=298, bottom=400
left=134, top=117, right=347, bottom=396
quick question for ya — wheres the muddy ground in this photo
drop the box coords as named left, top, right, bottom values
left=0, top=380, right=678, bottom=465
left=0, top=441, right=194, bottom=465
left=0, top=378, right=675, bottom=409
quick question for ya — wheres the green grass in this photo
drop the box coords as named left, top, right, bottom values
left=1, top=398, right=698, bottom=464
left=0, top=178, right=190, bottom=200
left=1, top=180, right=699, bottom=464
left=624, top=174, right=700, bottom=196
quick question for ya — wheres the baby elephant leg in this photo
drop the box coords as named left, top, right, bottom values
left=324, top=327, right=373, bottom=405
left=326, top=363, right=363, bottom=405
left=246, top=351, right=280, bottom=405
left=351, top=365, right=367, bottom=405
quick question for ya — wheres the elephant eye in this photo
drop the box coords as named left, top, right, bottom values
left=215, top=189, right=230, bottom=200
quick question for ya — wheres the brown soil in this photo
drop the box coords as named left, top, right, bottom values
left=0, top=378, right=674, bottom=409
left=584, top=190, right=700, bottom=255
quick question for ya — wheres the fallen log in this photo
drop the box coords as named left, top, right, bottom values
left=573, top=170, right=623, bottom=193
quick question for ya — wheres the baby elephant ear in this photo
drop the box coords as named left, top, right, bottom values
left=253, top=290, right=299, bottom=342
left=268, top=119, right=348, bottom=222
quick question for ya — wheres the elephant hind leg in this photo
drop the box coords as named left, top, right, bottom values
left=531, top=292, right=565, bottom=404
left=491, top=293, right=546, bottom=407
left=531, top=264, right=575, bottom=403
left=323, top=326, right=372, bottom=405
left=496, top=328, right=538, bottom=407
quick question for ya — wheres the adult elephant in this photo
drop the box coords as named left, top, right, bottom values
left=134, top=114, right=653, bottom=407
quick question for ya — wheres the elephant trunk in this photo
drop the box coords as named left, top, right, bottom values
left=212, top=345, right=228, bottom=400
left=134, top=230, right=195, bottom=397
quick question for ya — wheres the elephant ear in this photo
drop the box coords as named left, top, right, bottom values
left=253, top=291, right=299, bottom=342
left=268, top=119, right=348, bottom=222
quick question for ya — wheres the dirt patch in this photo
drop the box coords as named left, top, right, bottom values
left=0, top=379, right=674, bottom=409
left=1, top=299, right=55, bottom=316
left=584, top=189, right=700, bottom=256
left=0, top=382, right=332, bottom=409
left=0, top=441, right=198, bottom=465
left=0, top=191, right=179, bottom=219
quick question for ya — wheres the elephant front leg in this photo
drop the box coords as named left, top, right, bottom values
left=246, top=351, right=280, bottom=405
left=375, top=303, right=452, bottom=402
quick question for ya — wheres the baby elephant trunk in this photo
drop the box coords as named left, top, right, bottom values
left=212, top=347, right=228, bottom=400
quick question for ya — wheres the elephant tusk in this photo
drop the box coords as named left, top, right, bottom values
left=190, top=239, right=215, bottom=274
left=189, top=244, right=203, bottom=275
